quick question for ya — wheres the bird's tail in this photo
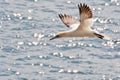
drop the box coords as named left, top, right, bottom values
left=93, top=32, right=110, bottom=40
left=94, top=32, right=120, bottom=44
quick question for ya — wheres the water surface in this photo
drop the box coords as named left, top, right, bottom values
left=0, top=0, right=120, bottom=80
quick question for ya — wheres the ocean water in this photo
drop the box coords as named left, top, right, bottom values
left=0, top=0, right=120, bottom=80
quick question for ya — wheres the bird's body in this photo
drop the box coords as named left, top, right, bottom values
left=50, top=3, right=108, bottom=40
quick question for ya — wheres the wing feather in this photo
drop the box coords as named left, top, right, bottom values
left=78, top=3, right=93, bottom=21
left=58, top=14, right=80, bottom=28
left=77, top=3, right=93, bottom=30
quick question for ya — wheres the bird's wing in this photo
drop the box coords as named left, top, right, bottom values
left=78, top=3, right=93, bottom=29
left=58, top=14, right=80, bottom=28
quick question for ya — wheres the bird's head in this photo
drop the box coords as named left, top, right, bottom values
left=50, top=32, right=67, bottom=40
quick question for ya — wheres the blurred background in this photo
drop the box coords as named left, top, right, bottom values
left=0, top=0, right=120, bottom=80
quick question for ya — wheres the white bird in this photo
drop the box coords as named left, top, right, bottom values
left=50, top=3, right=108, bottom=40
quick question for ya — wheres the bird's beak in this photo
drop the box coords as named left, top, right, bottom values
left=50, top=35, right=59, bottom=40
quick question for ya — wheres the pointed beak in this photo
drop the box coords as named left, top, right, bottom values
left=50, top=35, right=59, bottom=40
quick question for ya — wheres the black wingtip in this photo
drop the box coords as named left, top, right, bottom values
left=78, top=3, right=87, bottom=8
left=58, top=14, right=63, bottom=18
left=58, top=14, right=61, bottom=17
left=94, top=32, right=104, bottom=39
left=78, top=3, right=81, bottom=8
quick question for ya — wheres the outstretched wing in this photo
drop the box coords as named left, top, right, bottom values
left=58, top=14, right=80, bottom=28
left=78, top=3, right=93, bottom=21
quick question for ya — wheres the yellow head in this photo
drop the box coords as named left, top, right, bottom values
left=50, top=32, right=67, bottom=40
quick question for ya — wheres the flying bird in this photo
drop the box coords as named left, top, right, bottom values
left=50, top=3, right=109, bottom=40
